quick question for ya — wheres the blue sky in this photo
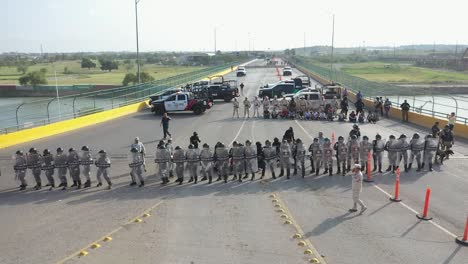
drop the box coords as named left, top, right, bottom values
left=3, top=0, right=468, bottom=53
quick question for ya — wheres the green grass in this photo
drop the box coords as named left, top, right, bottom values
left=340, top=62, right=468, bottom=84
left=0, top=60, right=206, bottom=85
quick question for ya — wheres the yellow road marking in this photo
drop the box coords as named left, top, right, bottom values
left=55, top=200, right=164, bottom=264
left=272, top=192, right=327, bottom=264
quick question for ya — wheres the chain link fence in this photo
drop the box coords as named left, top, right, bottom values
left=289, top=56, right=468, bottom=124
left=0, top=63, right=239, bottom=134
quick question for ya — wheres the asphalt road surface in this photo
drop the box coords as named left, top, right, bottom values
left=0, top=59, right=467, bottom=264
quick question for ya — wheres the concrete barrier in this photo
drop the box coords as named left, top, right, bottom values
left=0, top=62, right=247, bottom=149
left=293, top=62, right=468, bottom=140
left=0, top=102, right=148, bottom=149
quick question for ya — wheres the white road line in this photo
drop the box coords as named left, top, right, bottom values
left=372, top=184, right=457, bottom=238
left=294, top=120, right=313, bottom=139
left=295, top=119, right=458, bottom=239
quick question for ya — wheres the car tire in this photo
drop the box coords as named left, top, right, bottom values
left=224, top=96, right=232, bottom=102
left=193, top=106, right=202, bottom=115
left=154, top=105, right=164, bottom=115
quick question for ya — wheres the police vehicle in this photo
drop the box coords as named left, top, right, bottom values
left=282, top=66, right=293, bottom=76
left=236, top=66, right=247, bottom=77
left=150, top=92, right=212, bottom=115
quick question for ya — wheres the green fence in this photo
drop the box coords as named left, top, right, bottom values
left=0, top=62, right=241, bottom=134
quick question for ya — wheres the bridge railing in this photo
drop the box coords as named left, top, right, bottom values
left=0, top=63, right=238, bottom=134
left=289, top=56, right=468, bottom=125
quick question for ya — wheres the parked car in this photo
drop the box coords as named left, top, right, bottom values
left=236, top=66, right=247, bottom=77
left=282, top=66, right=293, bottom=76
left=150, top=92, right=212, bottom=115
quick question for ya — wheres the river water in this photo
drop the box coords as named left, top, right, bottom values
left=1, top=94, right=468, bottom=133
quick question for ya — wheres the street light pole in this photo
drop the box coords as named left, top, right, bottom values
left=330, top=14, right=335, bottom=82
left=55, top=70, right=61, bottom=120
left=135, top=0, right=141, bottom=84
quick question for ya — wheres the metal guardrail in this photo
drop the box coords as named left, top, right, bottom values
left=289, top=57, right=468, bottom=125
left=0, top=63, right=241, bottom=134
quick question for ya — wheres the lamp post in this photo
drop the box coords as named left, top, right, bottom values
left=135, top=0, right=141, bottom=84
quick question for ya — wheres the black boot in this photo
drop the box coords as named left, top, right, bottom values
left=178, top=178, right=183, bottom=185
left=378, top=165, right=383, bottom=173
left=286, top=169, right=290, bottom=179
left=416, top=163, right=422, bottom=172
left=201, top=176, right=207, bottom=181
left=251, top=173, right=255, bottom=181
left=408, top=163, right=412, bottom=171
left=45, top=183, right=51, bottom=187
left=34, top=183, right=42, bottom=190
left=232, top=175, right=237, bottom=181
left=293, top=168, right=297, bottom=175
left=97, top=182, right=103, bottom=187
left=272, top=171, right=276, bottom=179
left=243, top=173, right=248, bottom=179
left=372, top=163, right=377, bottom=172
left=188, top=177, right=193, bottom=183
left=71, top=181, right=77, bottom=187
left=139, top=181, right=145, bottom=187
left=347, top=164, right=351, bottom=172
left=58, top=182, right=64, bottom=187
left=302, top=167, right=305, bottom=178
left=208, top=175, right=212, bottom=184
left=310, top=160, right=315, bottom=173
left=84, top=180, right=91, bottom=188
left=323, top=168, right=328, bottom=175
left=386, top=165, right=392, bottom=172
left=315, top=168, right=319, bottom=176
left=130, top=181, right=137, bottom=186
left=392, top=166, right=396, bottom=173
left=216, top=176, right=222, bottom=181
left=279, top=169, right=284, bottom=177
left=421, top=162, right=425, bottom=169
left=238, top=176, right=242, bottom=182
left=329, top=167, right=333, bottom=176
left=194, top=176, right=198, bottom=184
left=404, top=164, right=409, bottom=173
left=19, top=184, right=26, bottom=191
left=77, top=180, right=82, bottom=189
left=429, top=164, right=433, bottom=171
left=62, top=183, right=67, bottom=190
left=224, top=175, right=228, bottom=183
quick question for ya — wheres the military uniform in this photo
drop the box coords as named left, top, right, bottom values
left=67, top=149, right=82, bottom=188
left=156, top=145, right=172, bottom=184
left=244, top=141, right=258, bottom=180
left=308, top=139, right=321, bottom=173
left=27, top=148, right=43, bottom=190
left=322, top=139, right=334, bottom=176
left=129, top=148, right=144, bottom=187
left=347, top=136, right=360, bottom=172
left=42, top=150, right=55, bottom=189
left=200, top=144, right=214, bottom=183
left=96, top=150, right=112, bottom=188
left=80, top=146, right=93, bottom=188
left=172, top=147, right=186, bottom=184
left=334, top=137, right=348, bottom=175
left=396, top=135, right=410, bottom=172
left=263, top=141, right=277, bottom=179
left=13, top=151, right=28, bottom=190
left=232, top=143, right=245, bottom=181
left=409, top=134, right=425, bottom=171
left=359, top=137, right=372, bottom=172
left=233, top=99, right=240, bottom=118
left=372, top=136, right=385, bottom=173
left=215, top=144, right=229, bottom=183
left=279, top=140, right=293, bottom=178
left=54, top=148, right=68, bottom=190
left=293, top=139, right=306, bottom=177
left=252, top=98, right=261, bottom=118
left=423, top=135, right=438, bottom=171
left=186, top=145, right=200, bottom=183
left=385, top=136, right=398, bottom=173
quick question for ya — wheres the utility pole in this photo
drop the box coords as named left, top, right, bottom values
left=303, top=32, right=306, bottom=55
left=40, top=44, right=43, bottom=58
left=330, top=14, right=335, bottom=81
left=135, top=0, right=141, bottom=84
left=214, top=28, right=217, bottom=54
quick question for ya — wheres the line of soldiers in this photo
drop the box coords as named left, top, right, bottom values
left=12, top=128, right=447, bottom=191
left=13, top=146, right=112, bottom=191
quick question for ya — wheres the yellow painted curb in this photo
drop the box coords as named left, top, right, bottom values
left=103, top=236, right=112, bottom=242
left=284, top=220, right=292, bottom=225
left=134, top=218, right=142, bottom=223
left=90, top=243, right=101, bottom=249
left=304, top=249, right=313, bottom=255
left=309, top=258, right=320, bottom=263
left=293, top=233, right=302, bottom=239
left=78, top=251, right=89, bottom=257
left=298, top=241, right=306, bottom=247
left=143, top=213, right=151, bottom=217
